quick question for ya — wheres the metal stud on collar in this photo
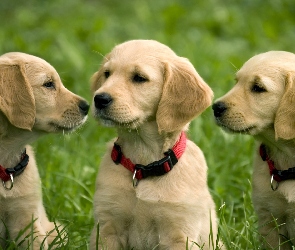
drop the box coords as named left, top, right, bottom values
left=270, top=174, right=279, bottom=191
left=2, top=174, right=14, bottom=190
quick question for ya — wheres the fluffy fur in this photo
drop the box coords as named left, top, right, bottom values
left=90, top=40, right=221, bottom=250
left=0, top=52, right=89, bottom=249
left=213, top=51, right=295, bottom=249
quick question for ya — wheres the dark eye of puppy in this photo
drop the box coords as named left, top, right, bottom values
left=43, top=81, right=55, bottom=89
left=251, top=83, right=266, bottom=93
left=132, top=73, right=147, bottom=83
left=104, top=71, right=110, bottom=78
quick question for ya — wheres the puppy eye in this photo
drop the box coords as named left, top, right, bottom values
left=43, top=81, right=55, bottom=89
left=132, top=73, right=147, bottom=83
left=104, top=71, right=110, bottom=78
left=251, top=83, right=266, bottom=93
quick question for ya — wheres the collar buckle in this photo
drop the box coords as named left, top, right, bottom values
left=134, top=150, right=178, bottom=179
left=164, top=149, right=178, bottom=166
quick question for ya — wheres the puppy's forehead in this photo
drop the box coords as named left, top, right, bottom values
left=110, top=40, right=176, bottom=61
left=0, top=52, right=60, bottom=85
left=1, top=52, right=49, bottom=64
left=238, top=51, right=295, bottom=76
left=1, top=52, right=56, bottom=72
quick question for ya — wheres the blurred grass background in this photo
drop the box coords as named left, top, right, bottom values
left=1, top=0, right=295, bottom=248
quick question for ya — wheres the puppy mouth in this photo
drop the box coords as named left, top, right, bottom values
left=51, top=124, right=76, bottom=132
left=215, top=118, right=255, bottom=134
left=221, top=125, right=256, bottom=134
left=98, top=114, right=139, bottom=128
left=49, top=116, right=88, bottom=133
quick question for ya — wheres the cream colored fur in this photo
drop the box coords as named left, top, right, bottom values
left=90, top=40, right=221, bottom=249
left=0, top=52, right=88, bottom=249
left=213, top=51, right=295, bottom=249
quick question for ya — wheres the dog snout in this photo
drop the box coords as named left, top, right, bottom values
left=79, top=100, right=90, bottom=116
left=94, top=93, right=113, bottom=110
left=212, top=101, right=227, bottom=118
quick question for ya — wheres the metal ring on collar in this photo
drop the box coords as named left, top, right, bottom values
left=2, top=174, right=14, bottom=190
left=132, top=170, right=139, bottom=188
left=270, top=174, right=279, bottom=191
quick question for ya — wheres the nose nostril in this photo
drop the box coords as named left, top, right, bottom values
left=94, top=93, right=113, bottom=109
left=212, top=102, right=227, bottom=118
left=79, top=100, right=90, bottom=115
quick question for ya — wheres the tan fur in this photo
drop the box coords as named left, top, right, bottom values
left=90, top=40, right=221, bottom=250
left=274, top=72, right=295, bottom=140
left=213, top=51, right=295, bottom=249
left=0, top=64, right=35, bottom=130
left=0, top=52, right=89, bottom=249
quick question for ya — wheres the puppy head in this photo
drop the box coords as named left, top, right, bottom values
left=91, top=40, right=213, bottom=133
left=0, top=52, right=89, bottom=133
left=213, top=51, right=295, bottom=140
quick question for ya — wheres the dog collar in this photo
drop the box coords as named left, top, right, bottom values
left=111, top=131, right=187, bottom=187
left=0, top=149, right=29, bottom=190
left=259, top=144, right=295, bottom=191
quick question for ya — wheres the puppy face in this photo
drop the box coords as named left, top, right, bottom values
left=92, top=41, right=165, bottom=129
left=0, top=52, right=89, bottom=133
left=91, top=40, right=213, bottom=133
left=213, top=51, right=295, bottom=140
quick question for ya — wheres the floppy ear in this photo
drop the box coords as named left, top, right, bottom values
left=0, top=64, right=35, bottom=130
left=156, top=58, right=213, bottom=133
left=274, top=72, right=295, bottom=140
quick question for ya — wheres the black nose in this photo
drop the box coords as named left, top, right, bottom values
left=79, top=100, right=90, bottom=116
left=212, top=101, right=227, bottom=118
left=94, top=93, right=113, bottom=109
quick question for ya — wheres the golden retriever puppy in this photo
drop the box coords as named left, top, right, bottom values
left=0, top=52, right=89, bottom=249
left=90, top=40, right=221, bottom=250
left=213, top=51, right=295, bottom=249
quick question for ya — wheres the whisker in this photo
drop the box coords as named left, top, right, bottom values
left=92, top=50, right=109, bottom=61
left=228, top=61, right=239, bottom=72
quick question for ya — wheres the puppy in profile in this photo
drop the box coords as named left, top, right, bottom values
left=0, top=52, right=89, bottom=249
left=213, top=51, right=295, bottom=249
left=90, top=40, right=221, bottom=250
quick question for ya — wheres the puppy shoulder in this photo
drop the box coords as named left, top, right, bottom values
left=185, top=139, right=206, bottom=162
left=280, top=182, right=295, bottom=203
left=177, top=139, right=208, bottom=180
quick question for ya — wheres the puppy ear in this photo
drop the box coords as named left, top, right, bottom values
left=0, top=64, right=35, bottom=130
left=274, top=73, right=295, bottom=140
left=156, top=58, right=213, bottom=133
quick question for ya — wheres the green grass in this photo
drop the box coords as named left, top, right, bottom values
left=1, top=0, right=295, bottom=248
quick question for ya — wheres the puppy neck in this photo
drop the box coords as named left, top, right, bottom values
left=116, top=121, right=183, bottom=166
left=256, top=130, right=295, bottom=170
left=0, top=117, right=37, bottom=168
